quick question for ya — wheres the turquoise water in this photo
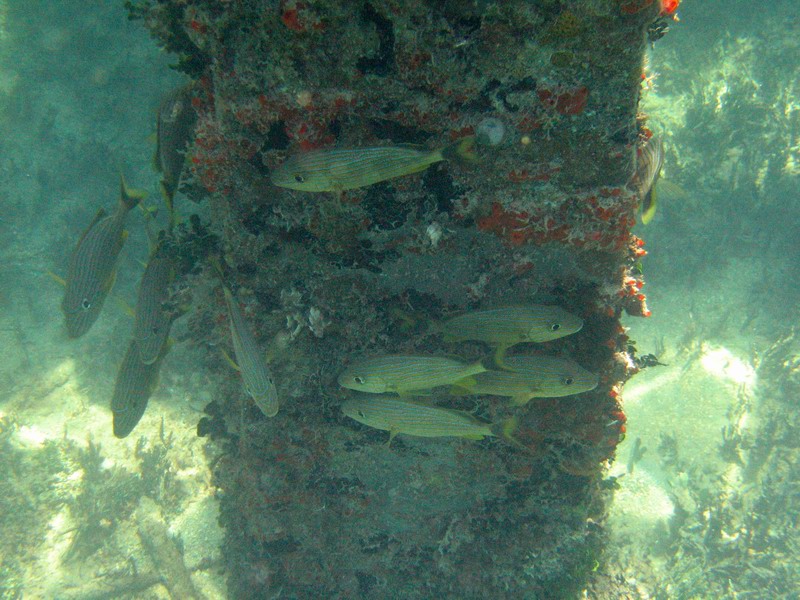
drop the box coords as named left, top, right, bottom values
left=1, top=1, right=798, bottom=598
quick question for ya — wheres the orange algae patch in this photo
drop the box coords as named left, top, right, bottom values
left=660, top=0, right=680, bottom=15
left=477, top=202, right=532, bottom=246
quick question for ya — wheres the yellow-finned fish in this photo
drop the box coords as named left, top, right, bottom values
left=441, top=305, right=583, bottom=363
left=132, top=242, right=178, bottom=365
left=452, top=355, right=598, bottom=406
left=270, top=136, right=477, bottom=193
left=342, top=394, right=520, bottom=447
left=338, top=355, right=487, bottom=395
left=212, top=260, right=279, bottom=418
left=61, top=176, right=146, bottom=338
left=111, top=338, right=168, bottom=438
left=155, top=83, right=197, bottom=222
left=633, top=136, right=664, bottom=225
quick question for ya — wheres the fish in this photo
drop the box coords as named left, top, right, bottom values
left=440, top=305, right=584, bottom=363
left=451, top=355, right=599, bottom=405
left=111, top=338, right=168, bottom=438
left=155, top=83, right=197, bottom=223
left=342, top=394, right=521, bottom=447
left=132, top=242, right=178, bottom=364
left=61, top=176, right=146, bottom=338
left=633, top=135, right=664, bottom=225
left=338, top=355, right=487, bottom=395
left=213, top=261, right=279, bottom=418
left=270, top=136, right=476, bottom=193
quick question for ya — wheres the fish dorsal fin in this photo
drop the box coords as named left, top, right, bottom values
left=77, top=208, right=108, bottom=245
left=47, top=270, right=67, bottom=287
left=394, top=142, right=427, bottom=151
left=657, top=179, right=687, bottom=199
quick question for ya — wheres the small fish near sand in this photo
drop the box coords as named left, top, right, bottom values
left=440, top=305, right=584, bottom=363
left=451, top=355, right=599, bottom=406
left=338, top=354, right=487, bottom=395
left=61, top=176, right=146, bottom=338
left=133, top=241, right=179, bottom=365
left=212, top=259, right=279, bottom=418
left=111, top=338, right=169, bottom=439
left=341, top=394, right=520, bottom=447
left=154, top=83, right=197, bottom=215
left=270, top=136, right=477, bottom=193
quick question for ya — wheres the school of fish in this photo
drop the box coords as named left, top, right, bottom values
left=55, top=77, right=665, bottom=444
left=338, top=305, right=596, bottom=447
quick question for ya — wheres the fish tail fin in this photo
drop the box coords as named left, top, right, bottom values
left=138, top=203, right=160, bottom=250
left=119, top=175, right=147, bottom=212
left=208, top=254, right=227, bottom=283
left=452, top=376, right=477, bottom=392
left=208, top=255, right=235, bottom=302
left=449, top=382, right=472, bottom=396
left=480, top=349, right=507, bottom=372
left=441, top=135, right=478, bottom=163
left=641, top=186, right=657, bottom=225
left=159, top=181, right=177, bottom=231
left=426, top=317, right=445, bottom=338
left=493, top=344, right=512, bottom=370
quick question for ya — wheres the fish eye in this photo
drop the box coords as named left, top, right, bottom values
left=550, top=323, right=561, bottom=331
left=294, top=174, right=305, bottom=183
left=563, top=376, right=574, bottom=385
left=353, top=376, right=365, bottom=385
left=81, top=298, right=92, bottom=310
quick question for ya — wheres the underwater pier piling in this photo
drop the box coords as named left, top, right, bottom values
left=129, top=0, right=675, bottom=596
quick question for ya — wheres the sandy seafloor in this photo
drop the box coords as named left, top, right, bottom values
left=0, top=1, right=796, bottom=598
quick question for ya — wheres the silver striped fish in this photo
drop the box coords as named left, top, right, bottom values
left=633, top=135, right=664, bottom=225
left=220, top=284, right=279, bottom=418
left=61, top=176, right=145, bottom=338
left=111, top=338, right=167, bottom=438
left=270, top=137, right=476, bottom=192
left=133, top=242, right=178, bottom=364
left=342, top=395, right=493, bottom=441
left=338, top=355, right=487, bottom=395
left=441, top=305, right=583, bottom=346
left=452, top=355, right=598, bottom=405
left=155, top=83, right=197, bottom=219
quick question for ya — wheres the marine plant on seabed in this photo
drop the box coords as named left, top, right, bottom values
left=0, top=415, right=60, bottom=600
left=630, top=328, right=800, bottom=599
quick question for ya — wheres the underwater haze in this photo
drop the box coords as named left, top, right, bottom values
left=1, top=0, right=799, bottom=599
